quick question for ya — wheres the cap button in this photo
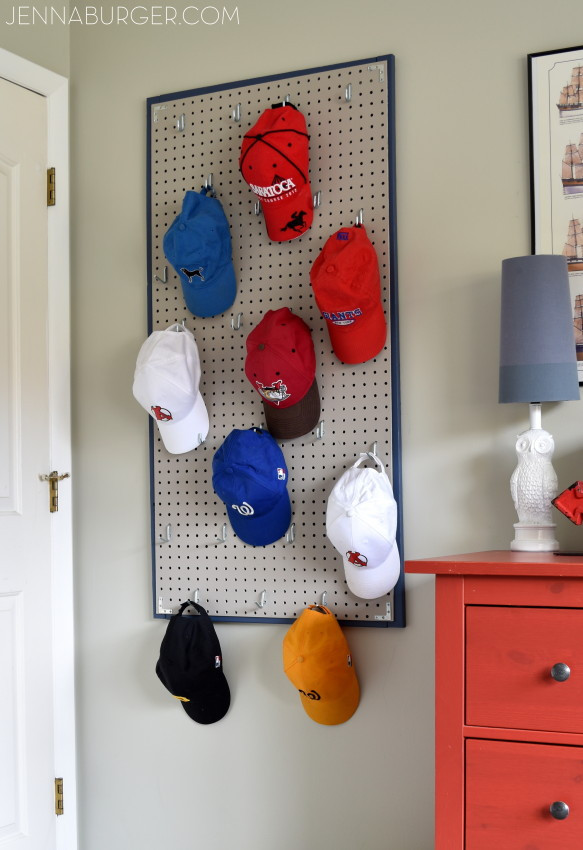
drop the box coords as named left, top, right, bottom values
left=178, top=223, right=186, bottom=231
left=326, top=264, right=336, bottom=273
left=225, top=466, right=234, bottom=474
left=258, top=343, right=266, bottom=350
left=346, top=508, right=355, bottom=517
left=297, top=656, right=304, bottom=663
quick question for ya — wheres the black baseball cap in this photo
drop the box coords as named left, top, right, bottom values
left=156, top=600, right=230, bottom=724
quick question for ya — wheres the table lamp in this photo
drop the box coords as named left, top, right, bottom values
left=499, top=254, right=579, bottom=551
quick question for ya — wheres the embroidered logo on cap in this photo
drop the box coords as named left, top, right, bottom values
left=180, top=266, right=205, bottom=282
left=298, top=689, right=321, bottom=700
left=231, top=501, right=254, bottom=516
left=151, top=406, right=173, bottom=421
left=337, top=231, right=350, bottom=240
left=277, top=468, right=286, bottom=481
left=346, top=551, right=368, bottom=567
left=322, top=308, right=363, bottom=326
left=215, top=655, right=222, bottom=669
left=255, top=379, right=291, bottom=404
left=281, top=210, right=308, bottom=235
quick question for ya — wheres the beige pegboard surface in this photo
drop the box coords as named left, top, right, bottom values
left=146, top=55, right=403, bottom=625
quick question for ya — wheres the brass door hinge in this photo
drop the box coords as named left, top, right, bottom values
left=47, top=167, right=56, bottom=206
left=55, top=777, right=64, bottom=816
left=39, top=471, right=70, bottom=513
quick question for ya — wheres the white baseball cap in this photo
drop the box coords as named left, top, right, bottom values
left=132, top=323, right=209, bottom=454
left=326, top=453, right=400, bottom=599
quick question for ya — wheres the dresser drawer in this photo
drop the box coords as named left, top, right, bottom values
left=466, top=739, right=583, bottom=849
left=466, top=606, right=583, bottom=733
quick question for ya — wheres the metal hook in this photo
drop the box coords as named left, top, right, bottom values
left=197, top=433, right=206, bottom=446
left=344, top=83, right=352, bottom=103
left=315, top=420, right=325, bottom=440
left=320, top=591, right=328, bottom=606
left=154, top=266, right=167, bottom=284
left=214, top=523, right=227, bottom=545
left=370, top=441, right=378, bottom=457
left=312, top=190, right=322, bottom=209
left=355, top=208, right=364, bottom=227
left=192, top=589, right=200, bottom=604
left=230, top=312, right=243, bottom=331
left=286, top=522, right=295, bottom=544
left=232, top=103, right=241, bottom=122
left=255, top=590, right=267, bottom=609
left=176, top=113, right=186, bottom=132
left=204, top=174, right=214, bottom=193
left=157, top=523, right=172, bottom=545
left=282, top=94, right=291, bottom=106
left=254, top=201, right=261, bottom=216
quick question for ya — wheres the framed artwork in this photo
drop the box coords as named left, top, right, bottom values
left=529, top=45, right=583, bottom=383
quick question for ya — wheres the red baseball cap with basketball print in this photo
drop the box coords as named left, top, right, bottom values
left=310, top=225, right=387, bottom=364
left=239, top=103, right=313, bottom=242
left=244, top=307, right=320, bottom=440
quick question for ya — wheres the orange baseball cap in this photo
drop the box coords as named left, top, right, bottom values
left=282, top=605, right=359, bottom=725
left=310, top=225, right=387, bottom=364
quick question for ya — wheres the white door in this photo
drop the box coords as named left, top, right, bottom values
left=0, top=75, right=63, bottom=849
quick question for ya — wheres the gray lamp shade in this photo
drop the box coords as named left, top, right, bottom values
left=499, top=254, right=579, bottom=403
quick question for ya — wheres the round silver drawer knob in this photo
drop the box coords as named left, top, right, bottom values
left=550, top=801, right=570, bottom=820
left=550, top=663, right=571, bottom=682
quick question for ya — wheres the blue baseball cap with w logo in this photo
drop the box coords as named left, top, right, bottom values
left=212, top=428, right=292, bottom=546
left=163, top=189, right=237, bottom=318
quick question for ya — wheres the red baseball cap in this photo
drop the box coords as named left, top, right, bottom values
left=239, top=104, right=313, bottom=242
left=310, top=225, right=387, bottom=364
left=245, top=308, right=320, bottom=440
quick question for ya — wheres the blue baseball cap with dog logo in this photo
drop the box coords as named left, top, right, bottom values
left=163, top=189, right=237, bottom=318
left=212, top=428, right=292, bottom=546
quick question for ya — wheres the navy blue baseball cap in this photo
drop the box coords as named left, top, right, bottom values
left=212, top=428, right=292, bottom=546
left=163, top=189, right=237, bottom=318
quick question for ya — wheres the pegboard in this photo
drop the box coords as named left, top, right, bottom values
left=146, top=55, right=403, bottom=626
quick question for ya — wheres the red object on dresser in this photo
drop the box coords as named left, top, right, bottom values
left=405, top=551, right=583, bottom=850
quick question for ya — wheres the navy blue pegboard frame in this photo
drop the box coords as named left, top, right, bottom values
left=146, top=54, right=404, bottom=627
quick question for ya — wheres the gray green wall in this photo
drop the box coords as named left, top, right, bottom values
left=3, top=2, right=583, bottom=847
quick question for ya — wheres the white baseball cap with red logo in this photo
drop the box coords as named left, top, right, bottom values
left=326, top=453, right=400, bottom=599
left=133, top=323, right=209, bottom=454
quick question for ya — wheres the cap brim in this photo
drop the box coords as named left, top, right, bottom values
left=299, top=672, right=360, bottom=726
left=263, top=379, right=320, bottom=440
left=180, top=261, right=237, bottom=319
left=262, top=182, right=314, bottom=242
left=157, top=390, right=209, bottom=454
left=327, top=302, right=387, bottom=364
left=180, top=670, right=231, bottom=725
left=343, top=542, right=401, bottom=599
left=226, top=490, right=292, bottom=546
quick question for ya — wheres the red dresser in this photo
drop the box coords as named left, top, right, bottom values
left=405, top=551, right=583, bottom=849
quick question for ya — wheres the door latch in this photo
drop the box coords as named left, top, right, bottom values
left=39, top=471, right=70, bottom=513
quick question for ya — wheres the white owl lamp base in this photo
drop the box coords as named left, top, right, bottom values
left=510, top=403, right=559, bottom=552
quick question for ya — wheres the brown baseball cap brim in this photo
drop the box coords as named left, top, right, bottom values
left=263, top=378, right=320, bottom=440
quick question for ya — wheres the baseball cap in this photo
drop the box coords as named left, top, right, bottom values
left=155, top=599, right=230, bottom=725
left=244, top=307, right=320, bottom=440
left=132, top=323, right=209, bottom=454
left=239, top=103, right=313, bottom=242
left=163, top=188, right=237, bottom=318
left=310, top=225, right=387, bottom=364
left=212, top=427, right=292, bottom=546
left=282, top=605, right=359, bottom=725
left=326, top=453, right=400, bottom=599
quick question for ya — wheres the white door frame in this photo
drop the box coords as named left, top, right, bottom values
left=0, top=49, right=76, bottom=850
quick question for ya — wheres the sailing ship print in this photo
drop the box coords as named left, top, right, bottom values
left=562, top=135, right=583, bottom=193
left=563, top=215, right=583, bottom=271
left=558, top=65, right=583, bottom=115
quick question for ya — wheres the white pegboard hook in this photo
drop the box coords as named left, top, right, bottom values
left=231, top=103, right=241, bottom=122
left=344, top=83, right=352, bottom=103
left=285, top=522, right=296, bottom=544
left=355, top=208, right=364, bottom=227
left=230, top=312, right=243, bottom=331
left=156, top=523, right=172, bottom=545
left=255, top=590, right=267, bottom=609
left=154, top=266, right=167, bottom=284
left=214, top=523, right=227, bottom=545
